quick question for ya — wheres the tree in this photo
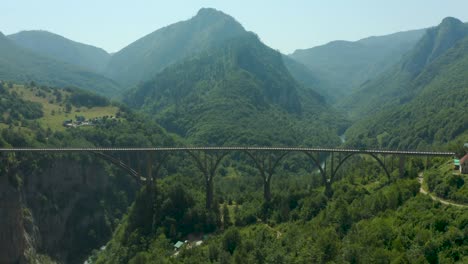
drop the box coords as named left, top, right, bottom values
left=223, top=227, right=242, bottom=254
left=223, top=204, right=231, bottom=228
left=65, top=103, right=72, bottom=113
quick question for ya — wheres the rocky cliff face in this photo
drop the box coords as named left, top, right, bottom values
left=0, top=166, right=27, bottom=264
left=0, top=155, right=136, bottom=264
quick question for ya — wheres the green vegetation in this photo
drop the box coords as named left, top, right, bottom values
left=0, top=82, right=179, bottom=263
left=9, top=30, right=110, bottom=74
left=341, top=17, right=468, bottom=119
left=93, top=156, right=468, bottom=264
left=1, top=83, right=119, bottom=131
left=344, top=19, right=468, bottom=150
left=0, top=82, right=43, bottom=122
left=125, top=33, right=347, bottom=146
left=0, top=32, right=120, bottom=96
left=425, top=160, right=468, bottom=204
left=106, top=8, right=249, bottom=87
left=290, top=29, right=425, bottom=101
left=282, top=55, right=331, bottom=101
left=1, top=9, right=468, bottom=264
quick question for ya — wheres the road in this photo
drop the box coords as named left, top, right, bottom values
left=0, top=147, right=455, bottom=156
left=418, top=173, right=468, bottom=208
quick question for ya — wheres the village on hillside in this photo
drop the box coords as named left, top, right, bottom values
left=62, top=115, right=116, bottom=128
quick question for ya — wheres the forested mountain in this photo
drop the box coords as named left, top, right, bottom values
left=105, top=8, right=250, bottom=88
left=9, top=30, right=111, bottom=73
left=0, top=82, right=180, bottom=263
left=1, top=7, right=467, bottom=264
left=125, top=33, right=347, bottom=146
left=344, top=17, right=468, bottom=149
left=282, top=55, right=332, bottom=100
left=0, top=32, right=120, bottom=96
left=341, top=17, right=468, bottom=118
left=290, top=28, right=425, bottom=100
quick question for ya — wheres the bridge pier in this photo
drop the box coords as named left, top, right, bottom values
left=205, top=176, right=214, bottom=210
left=264, top=179, right=271, bottom=203
left=245, top=151, right=289, bottom=203
left=303, top=151, right=331, bottom=198
left=187, top=150, right=227, bottom=209
left=1, top=147, right=454, bottom=213
left=399, top=156, right=406, bottom=178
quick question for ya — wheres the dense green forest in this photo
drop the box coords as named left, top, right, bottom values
left=0, top=82, right=180, bottom=263
left=289, top=29, right=425, bottom=101
left=105, top=8, right=249, bottom=87
left=341, top=17, right=468, bottom=118
left=344, top=18, right=468, bottom=150
left=9, top=30, right=111, bottom=74
left=125, top=33, right=347, bottom=146
left=92, top=156, right=467, bottom=264
left=1, top=7, right=467, bottom=264
left=0, top=32, right=120, bottom=96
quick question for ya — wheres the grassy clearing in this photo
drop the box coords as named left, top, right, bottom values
left=11, top=84, right=119, bottom=131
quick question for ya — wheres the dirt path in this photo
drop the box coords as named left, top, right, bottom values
left=264, top=223, right=282, bottom=239
left=418, top=173, right=468, bottom=208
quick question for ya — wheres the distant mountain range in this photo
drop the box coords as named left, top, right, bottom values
left=0, top=8, right=466, bottom=150
left=289, top=29, right=426, bottom=100
left=125, top=33, right=346, bottom=146
left=0, top=8, right=432, bottom=101
left=344, top=17, right=468, bottom=149
left=105, top=8, right=250, bottom=88
left=0, top=32, right=120, bottom=95
left=9, top=30, right=111, bottom=73
left=341, top=17, right=468, bottom=117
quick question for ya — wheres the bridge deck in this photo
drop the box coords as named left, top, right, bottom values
left=0, top=147, right=455, bottom=156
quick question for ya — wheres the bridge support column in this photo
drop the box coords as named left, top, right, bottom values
left=187, top=151, right=227, bottom=210
left=144, top=151, right=169, bottom=232
left=399, top=156, right=406, bottom=178
left=245, top=151, right=289, bottom=203
left=205, top=175, right=214, bottom=210
left=264, top=180, right=271, bottom=202
left=303, top=151, right=330, bottom=198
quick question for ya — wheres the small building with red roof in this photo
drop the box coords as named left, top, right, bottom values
left=460, top=154, right=468, bottom=174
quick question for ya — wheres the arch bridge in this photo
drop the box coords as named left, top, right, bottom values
left=0, top=147, right=454, bottom=208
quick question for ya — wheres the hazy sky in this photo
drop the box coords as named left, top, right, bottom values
left=2, top=0, right=468, bottom=54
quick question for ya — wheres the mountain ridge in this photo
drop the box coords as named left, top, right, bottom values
left=0, top=33, right=121, bottom=96
left=8, top=30, right=111, bottom=73
left=340, top=17, right=468, bottom=118
left=344, top=18, right=468, bottom=149
left=125, top=33, right=346, bottom=146
left=289, top=28, right=426, bottom=101
left=105, top=8, right=250, bottom=88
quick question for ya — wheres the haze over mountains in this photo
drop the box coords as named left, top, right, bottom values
left=125, top=33, right=345, bottom=146
left=106, top=8, right=250, bottom=88
left=0, top=8, right=466, bottom=149
left=9, top=30, right=111, bottom=73
left=289, top=29, right=426, bottom=100
left=0, top=31, right=120, bottom=95
left=1, top=6, right=468, bottom=264
left=344, top=17, right=468, bottom=149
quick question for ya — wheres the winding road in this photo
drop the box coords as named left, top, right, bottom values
left=418, top=173, right=468, bottom=208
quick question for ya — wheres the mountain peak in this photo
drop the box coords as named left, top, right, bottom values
left=436, top=17, right=466, bottom=37
left=439, top=17, right=463, bottom=27
left=401, top=16, right=467, bottom=75
left=107, top=8, right=247, bottom=87
left=194, top=8, right=238, bottom=24
left=196, top=7, right=225, bottom=17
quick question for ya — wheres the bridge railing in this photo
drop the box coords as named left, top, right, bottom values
left=0, top=147, right=456, bottom=156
